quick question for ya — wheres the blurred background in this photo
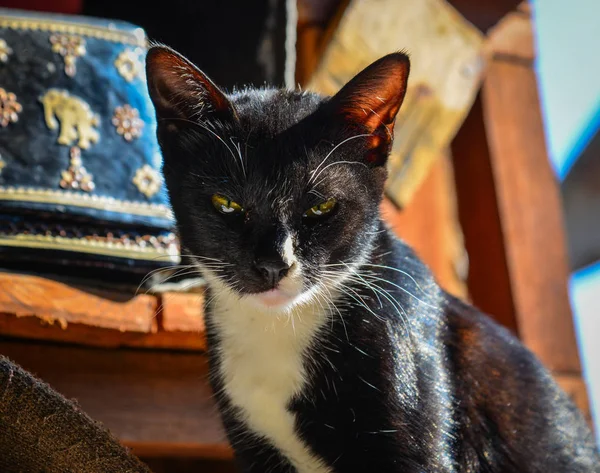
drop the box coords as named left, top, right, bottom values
left=0, top=0, right=597, bottom=471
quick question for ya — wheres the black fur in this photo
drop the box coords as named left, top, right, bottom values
left=146, top=45, right=600, bottom=472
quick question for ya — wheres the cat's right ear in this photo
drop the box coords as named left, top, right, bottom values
left=145, top=45, right=236, bottom=128
left=325, top=52, right=409, bottom=166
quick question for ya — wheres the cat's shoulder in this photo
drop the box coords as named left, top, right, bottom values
left=441, top=291, right=549, bottom=384
left=386, top=231, right=536, bottom=365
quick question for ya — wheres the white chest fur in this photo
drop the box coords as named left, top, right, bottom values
left=211, top=291, right=332, bottom=473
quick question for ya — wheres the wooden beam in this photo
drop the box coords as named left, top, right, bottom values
left=0, top=272, right=207, bottom=351
left=0, top=313, right=205, bottom=351
left=451, top=5, right=582, bottom=374
left=0, top=340, right=231, bottom=459
left=0, top=272, right=157, bottom=333
left=451, top=93, right=518, bottom=334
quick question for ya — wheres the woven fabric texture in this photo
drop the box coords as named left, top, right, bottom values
left=0, top=355, right=152, bottom=473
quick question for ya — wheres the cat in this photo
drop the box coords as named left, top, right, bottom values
left=145, top=45, right=600, bottom=473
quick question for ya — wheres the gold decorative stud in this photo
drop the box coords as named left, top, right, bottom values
left=0, top=39, right=12, bottom=63
left=115, top=48, right=144, bottom=82
left=133, top=164, right=161, bottom=198
left=112, top=104, right=144, bottom=141
left=0, top=88, right=22, bottom=127
left=40, top=89, right=100, bottom=149
left=49, top=34, right=86, bottom=77
left=60, top=147, right=95, bottom=192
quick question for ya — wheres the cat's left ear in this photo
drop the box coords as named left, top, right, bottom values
left=145, top=45, right=236, bottom=128
left=327, top=52, right=410, bottom=165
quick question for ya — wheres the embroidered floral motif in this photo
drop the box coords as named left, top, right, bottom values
left=0, top=88, right=22, bottom=127
left=40, top=89, right=100, bottom=149
left=133, top=164, right=161, bottom=198
left=112, top=104, right=144, bottom=141
left=49, top=34, right=86, bottom=77
left=115, top=48, right=144, bottom=82
left=0, top=39, right=12, bottom=63
left=60, top=147, right=95, bottom=192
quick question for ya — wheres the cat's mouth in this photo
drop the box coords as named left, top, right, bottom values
left=251, top=287, right=301, bottom=308
left=200, top=257, right=314, bottom=310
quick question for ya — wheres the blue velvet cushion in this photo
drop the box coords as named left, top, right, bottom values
left=0, top=8, right=179, bottom=275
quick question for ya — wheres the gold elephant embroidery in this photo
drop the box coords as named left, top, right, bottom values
left=40, top=89, right=100, bottom=149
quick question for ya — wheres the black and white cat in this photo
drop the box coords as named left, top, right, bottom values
left=146, top=45, right=599, bottom=472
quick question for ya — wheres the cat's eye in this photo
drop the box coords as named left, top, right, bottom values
left=303, top=198, right=337, bottom=219
left=212, top=194, right=244, bottom=215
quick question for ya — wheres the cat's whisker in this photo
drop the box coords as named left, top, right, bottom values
left=334, top=264, right=414, bottom=320
left=194, top=261, right=229, bottom=269
left=143, top=269, right=204, bottom=294
left=359, top=273, right=435, bottom=309
left=324, top=261, right=432, bottom=307
left=318, top=274, right=385, bottom=328
left=353, top=262, right=426, bottom=294
left=311, top=288, right=335, bottom=333
left=308, top=133, right=371, bottom=185
left=328, top=270, right=384, bottom=310
left=136, top=264, right=193, bottom=294
left=159, top=117, right=242, bottom=172
left=310, top=160, right=369, bottom=190
left=155, top=278, right=206, bottom=298
left=308, top=188, right=326, bottom=200
left=346, top=275, right=411, bottom=331
left=334, top=284, right=385, bottom=324
left=317, top=282, right=349, bottom=342
left=288, top=310, right=297, bottom=337
left=230, top=136, right=247, bottom=179
left=365, top=229, right=387, bottom=236
left=331, top=277, right=373, bottom=316
left=183, top=253, right=233, bottom=265
left=320, top=270, right=411, bottom=333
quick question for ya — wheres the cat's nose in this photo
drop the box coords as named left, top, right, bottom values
left=254, top=259, right=290, bottom=286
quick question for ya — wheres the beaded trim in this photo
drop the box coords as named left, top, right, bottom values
left=0, top=186, right=173, bottom=220
left=0, top=15, right=146, bottom=47
left=0, top=223, right=180, bottom=262
left=0, top=235, right=179, bottom=262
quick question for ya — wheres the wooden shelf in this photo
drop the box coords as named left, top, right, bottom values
left=0, top=271, right=230, bottom=459
left=0, top=272, right=206, bottom=351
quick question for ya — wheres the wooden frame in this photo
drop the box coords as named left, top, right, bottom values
left=450, top=7, right=589, bottom=421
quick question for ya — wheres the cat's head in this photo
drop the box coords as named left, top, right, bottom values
left=146, top=45, right=409, bottom=311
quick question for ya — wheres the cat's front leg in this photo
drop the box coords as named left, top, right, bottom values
left=234, top=450, right=295, bottom=473
left=220, top=414, right=296, bottom=473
